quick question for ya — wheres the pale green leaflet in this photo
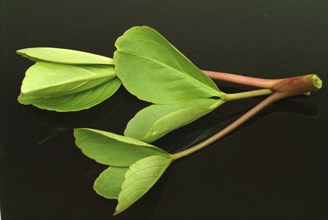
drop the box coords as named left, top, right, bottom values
left=124, top=99, right=224, bottom=142
left=17, top=47, right=113, bottom=64
left=115, top=155, right=171, bottom=215
left=18, top=78, right=120, bottom=112
left=74, top=128, right=169, bottom=166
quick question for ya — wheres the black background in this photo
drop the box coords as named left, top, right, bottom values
left=1, top=1, right=327, bottom=219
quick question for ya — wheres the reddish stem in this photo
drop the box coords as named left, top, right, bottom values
left=203, top=70, right=281, bottom=89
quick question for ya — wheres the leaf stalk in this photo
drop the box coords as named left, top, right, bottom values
left=222, top=89, right=273, bottom=101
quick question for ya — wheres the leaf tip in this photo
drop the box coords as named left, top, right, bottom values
left=16, top=48, right=30, bottom=58
left=17, top=93, right=22, bottom=102
left=113, top=202, right=128, bottom=216
left=113, top=208, right=122, bottom=216
left=73, top=128, right=85, bottom=141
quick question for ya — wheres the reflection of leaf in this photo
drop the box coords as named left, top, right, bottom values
left=114, top=26, right=222, bottom=104
left=94, top=167, right=128, bottom=199
left=37, top=124, right=68, bottom=144
left=115, top=155, right=172, bottom=215
left=125, top=99, right=224, bottom=142
left=18, top=78, right=121, bottom=112
left=17, top=47, right=113, bottom=64
left=74, top=128, right=170, bottom=166
left=20, top=62, right=116, bottom=98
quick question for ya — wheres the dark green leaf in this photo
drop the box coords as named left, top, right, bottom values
left=115, top=155, right=172, bottom=215
left=114, top=26, right=222, bottom=104
left=125, top=99, right=224, bottom=142
left=18, top=78, right=121, bottom=112
left=17, top=47, right=113, bottom=65
left=74, top=128, right=170, bottom=166
left=94, top=167, right=128, bottom=199
left=21, top=62, right=116, bottom=98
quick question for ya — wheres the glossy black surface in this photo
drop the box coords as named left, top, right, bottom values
left=1, top=1, right=327, bottom=219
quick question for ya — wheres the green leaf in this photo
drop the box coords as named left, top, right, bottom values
left=17, top=47, right=113, bottom=65
left=125, top=99, right=224, bottom=143
left=74, top=128, right=170, bottom=166
left=21, top=62, right=116, bottom=98
left=18, top=78, right=121, bottom=112
left=114, top=26, right=222, bottom=104
left=115, top=155, right=172, bottom=215
left=94, top=167, right=128, bottom=199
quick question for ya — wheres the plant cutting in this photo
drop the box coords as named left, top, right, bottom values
left=17, top=25, right=322, bottom=215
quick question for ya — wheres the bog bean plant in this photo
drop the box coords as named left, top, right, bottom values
left=17, top=26, right=322, bottom=215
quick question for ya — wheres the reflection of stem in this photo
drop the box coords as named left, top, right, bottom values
left=172, top=73, right=322, bottom=160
